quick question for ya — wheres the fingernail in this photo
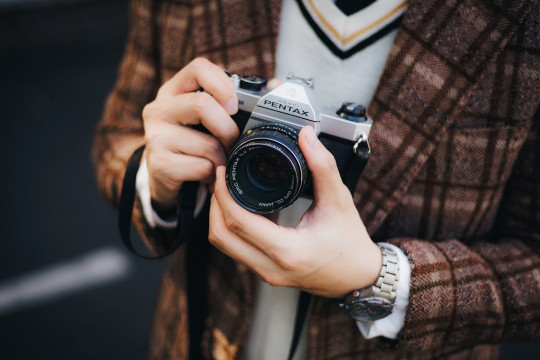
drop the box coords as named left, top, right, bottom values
left=225, top=98, right=238, bottom=115
left=304, top=126, right=319, bottom=148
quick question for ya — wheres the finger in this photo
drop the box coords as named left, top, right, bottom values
left=213, top=166, right=290, bottom=254
left=298, top=126, right=348, bottom=206
left=267, top=78, right=283, bottom=90
left=146, top=123, right=227, bottom=168
left=144, top=92, right=239, bottom=150
left=158, top=57, right=238, bottom=115
left=208, top=194, right=290, bottom=286
left=147, top=149, right=216, bottom=185
left=147, top=150, right=216, bottom=208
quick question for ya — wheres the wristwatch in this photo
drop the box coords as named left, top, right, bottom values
left=339, top=244, right=400, bottom=321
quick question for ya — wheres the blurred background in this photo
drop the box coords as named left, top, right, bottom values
left=0, top=0, right=166, bottom=359
left=0, top=0, right=538, bottom=359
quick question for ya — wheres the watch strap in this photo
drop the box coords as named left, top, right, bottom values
left=364, top=244, right=399, bottom=301
left=340, top=244, right=400, bottom=321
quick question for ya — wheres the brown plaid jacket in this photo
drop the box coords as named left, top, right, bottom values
left=92, top=0, right=540, bottom=359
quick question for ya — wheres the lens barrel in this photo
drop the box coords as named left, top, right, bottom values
left=225, top=124, right=309, bottom=214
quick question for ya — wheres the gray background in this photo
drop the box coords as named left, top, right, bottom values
left=0, top=0, right=538, bottom=359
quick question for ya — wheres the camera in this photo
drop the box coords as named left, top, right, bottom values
left=225, top=72, right=372, bottom=214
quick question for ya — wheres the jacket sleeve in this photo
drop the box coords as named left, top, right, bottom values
left=389, top=111, right=540, bottom=351
left=92, top=0, right=192, bottom=253
left=360, top=2, right=540, bottom=353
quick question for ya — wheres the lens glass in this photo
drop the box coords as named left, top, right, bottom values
left=237, top=145, right=295, bottom=205
left=247, top=153, right=287, bottom=192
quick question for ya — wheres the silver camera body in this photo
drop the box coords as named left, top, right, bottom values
left=225, top=72, right=373, bottom=214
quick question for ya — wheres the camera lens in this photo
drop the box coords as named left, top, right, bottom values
left=247, top=153, right=287, bottom=192
left=226, top=124, right=309, bottom=214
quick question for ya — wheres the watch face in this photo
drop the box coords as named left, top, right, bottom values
left=350, top=297, right=393, bottom=321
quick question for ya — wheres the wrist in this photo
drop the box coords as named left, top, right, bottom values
left=333, top=241, right=382, bottom=298
left=149, top=182, right=181, bottom=211
left=339, top=243, right=400, bottom=321
left=364, top=242, right=383, bottom=288
left=137, top=157, right=179, bottom=229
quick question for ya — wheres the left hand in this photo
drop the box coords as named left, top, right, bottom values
left=208, top=126, right=381, bottom=298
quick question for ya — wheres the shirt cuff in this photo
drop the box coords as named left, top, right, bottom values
left=356, top=242, right=410, bottom=340
left=136, top=157, right=178, bottom=229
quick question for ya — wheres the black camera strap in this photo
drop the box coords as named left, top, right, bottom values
left=118, top=145, right=210, bottom=360
left=344, top=135, right=371, bottom=194
left=118, top=145, right=199, bottom=259
left=287, top=291, right=312, bottom=360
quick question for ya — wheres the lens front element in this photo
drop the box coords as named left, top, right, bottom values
left=247, top=153, right=287, bottom=192
left=226, top=124, right=309, bottom=214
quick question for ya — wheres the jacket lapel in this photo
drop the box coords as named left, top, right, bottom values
left=355, top=0, right=532, bottom=235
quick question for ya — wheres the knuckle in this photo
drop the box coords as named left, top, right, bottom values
left=142, top=101, right=159, bottom=122
left=144, top=127, right=164, bottom=143
left=208, top=228, right=224, bottom=250
left=146, top=150, right=166, bottom=173
left=203, top=136, right=223, bottom=155
left=190, top=57, right=211, bottom=70
left=190, top=92, right=212, bottom=113
left=260, top=273, right=287, bottom=288
left=225, top=122, right=240, bottom=140
left=147, top=155, right=179, bottom=192
left=273, top=248, right=305, bottom=273
left=225, top=215, right=245, bottom=235
left=195, top=161, right=214, bottom=179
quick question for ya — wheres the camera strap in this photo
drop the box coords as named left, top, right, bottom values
left=118, top=144, right=199, bottom=259
left=118, top=145, right=210, bottom=360
left=287, top=291, right=312, bottom=360
left=344, top=135, right=371, bottom=193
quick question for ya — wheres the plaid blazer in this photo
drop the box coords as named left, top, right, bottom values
left=93, top=0, right=540, bottom=359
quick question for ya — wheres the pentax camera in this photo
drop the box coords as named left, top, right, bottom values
left=225, top=72, right=372, bottom=214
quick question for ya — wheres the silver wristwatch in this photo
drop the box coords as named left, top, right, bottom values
left=339, top=244, right=400, bottom=321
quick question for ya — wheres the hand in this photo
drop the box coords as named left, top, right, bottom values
left=142, top=58, right=240, bottom=211
left=209, top=126, right=382, bottom=298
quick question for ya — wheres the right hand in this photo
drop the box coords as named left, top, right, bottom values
left=142, top=58, right=240, bottom=212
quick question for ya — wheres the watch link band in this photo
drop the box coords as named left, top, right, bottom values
left=339, top=244, right=400, bottom=321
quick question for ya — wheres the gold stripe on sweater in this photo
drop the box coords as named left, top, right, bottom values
left=307, top=0, right=407, bottom=46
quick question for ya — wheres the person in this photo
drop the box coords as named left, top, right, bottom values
left=92, top=0, right=540, bottom=359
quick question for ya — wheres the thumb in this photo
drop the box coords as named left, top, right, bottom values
left=298, top=126, right=346, bottom=205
